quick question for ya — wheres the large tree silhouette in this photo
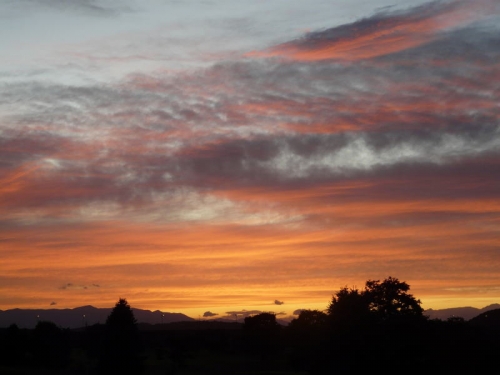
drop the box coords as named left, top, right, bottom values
left=328, top=276, right=423, bottom=323
left=106, top=298, right=138, bottom=330
left=325, top=277, right=426, bottom=373
left=99, top=298, right=143, bottom=375
left=364, top=276, right=423, bottom=320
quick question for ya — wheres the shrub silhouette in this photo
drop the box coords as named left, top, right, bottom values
left=288, top=310, right=328, bottom=372
left=243, top=313, right=281, bottom=360
left=289, top=309, right=327, bottom=331
left=1, top=324, right=26, bottom=366
left=31, top=321, right=70, bottom=368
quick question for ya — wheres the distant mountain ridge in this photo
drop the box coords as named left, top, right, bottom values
left=2, top=303, right=499, bottom=329
left=424, top=304, right=500, bottom=321
left=0, top=305, right=193, bottom=329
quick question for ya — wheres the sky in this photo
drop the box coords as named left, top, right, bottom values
left=1, top=0, right=499, bottom=320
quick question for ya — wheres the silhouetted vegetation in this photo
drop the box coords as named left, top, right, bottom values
left=0, top=324, right=27, bottom=367
left=0, top=278, right=499, bottom=374
left=243, top=312, right=282, bottom=361
left=32, top=320, right=71, bottom=369
left=99, top=298, right=143, bottom=375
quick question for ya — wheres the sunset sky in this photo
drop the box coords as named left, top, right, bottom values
left=1, top=0, right=499, bottom=320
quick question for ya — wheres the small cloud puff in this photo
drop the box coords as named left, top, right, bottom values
left=224, top=310, right=285, bottom=318
left=59, top=282, right=100, bottom=290
left=225, top=310, right=263, bottom=318
left=50, top=301, right=57, bottom=306
left=274, top=300, right=284, bottom=305
left=59, top=283, right=73, bottom=290
left=293, top=309, right=306, bottom=316
left=203, top=311, right=218, bottom=317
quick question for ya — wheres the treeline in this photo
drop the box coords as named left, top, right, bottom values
left=1, top=278, right=499, bottom=374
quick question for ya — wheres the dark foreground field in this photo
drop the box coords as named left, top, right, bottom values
left=1, top=314, right=500, bottom=375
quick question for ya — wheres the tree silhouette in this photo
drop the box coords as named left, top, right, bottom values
left=327, top=287, right=370, bottom=324
left=364, top=276, right=423, bottom=320
left=289, top=309, right=328, bottom=330
left=327, top=276, right=423, bottom=323
left=325, top=277, right=426, bottom=373
left=244, top=313, right=279, bottom=332
left=106, top=298, right=138, bottom=330
left=99, top=298, right=143, bottom=375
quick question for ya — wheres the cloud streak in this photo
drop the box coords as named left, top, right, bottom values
left=248, top=0, right=499, bottom=61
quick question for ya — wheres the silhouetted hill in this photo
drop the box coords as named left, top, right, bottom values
left=0, top=306, right=193, bottom=329
left=424, top=304, right=500, bottom=320
left=138, top=320, right=243, bottom=331
left=210, top=316, right=292, bottom=325
left=469, top=308, right=500, bottom=329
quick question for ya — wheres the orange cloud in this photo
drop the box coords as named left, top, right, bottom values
left=3, top=159, right=498, bottom=314
left=247, top=0, right=495, bottom=61
left=0, top=163, right=40, bottom=195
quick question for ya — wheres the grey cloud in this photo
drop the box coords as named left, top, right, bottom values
left=203, top=311, right=218, bottom=317
left=1, top=8, right=499, bottom=225
left=5, top=22, right=499, bottom=143
left=2, top=119, right=498, bottom=226
left=260, top=130, right=500, bottom=178
left=377, top=26, right=500, bottom=65
left=274, top=300, right=284, bottom=305
left=293, top=309, right=305, bottom=316
left=170, top=126, right=500, bottom=186
left=50, top=301, right=57, bottom=306
left=8, top=0, right=133, bottom=17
